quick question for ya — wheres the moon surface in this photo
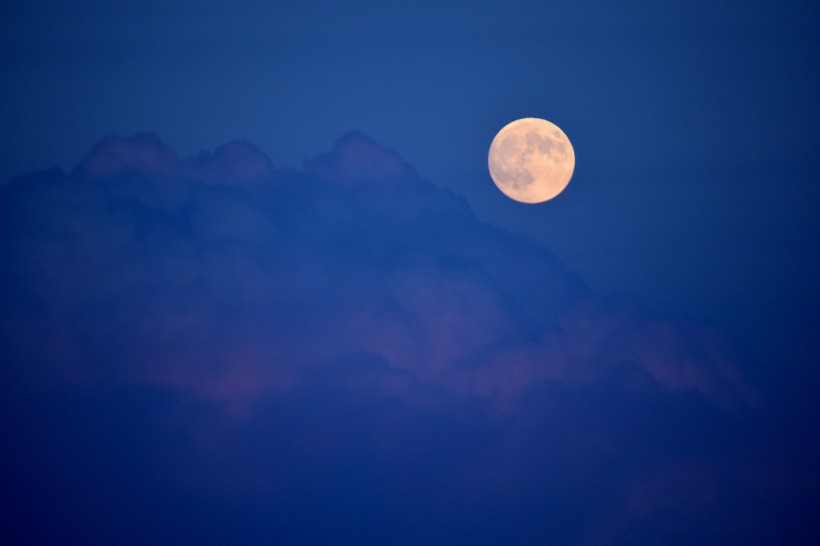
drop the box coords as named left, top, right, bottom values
left=488, top=118, right=575, bottom=203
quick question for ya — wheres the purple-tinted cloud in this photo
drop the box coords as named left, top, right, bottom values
left=1, top=133, right=804, bottom=545
left=77, top=132, right=274, bottom=184
left=0, top=132, right=752, bottom=408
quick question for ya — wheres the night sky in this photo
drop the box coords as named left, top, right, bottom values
left=2, top=1, right=819, bottom=544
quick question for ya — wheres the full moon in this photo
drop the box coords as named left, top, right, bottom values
left=488, top=118, right=575, bottom=203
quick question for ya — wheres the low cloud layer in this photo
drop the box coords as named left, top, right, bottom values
left=0, top=133, right=807, bottom=544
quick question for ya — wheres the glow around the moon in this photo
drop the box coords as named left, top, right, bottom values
left=488, top=118, right=575, bottom=203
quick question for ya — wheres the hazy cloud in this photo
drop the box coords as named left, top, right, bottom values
left=0, top=132, right=794, bottom=545
left=0, top=131, right=751, bottom=408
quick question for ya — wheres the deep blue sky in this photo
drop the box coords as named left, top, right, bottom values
left=2, top=0, right=819, bottom=544
left=4, top=0, right=819, bottom=344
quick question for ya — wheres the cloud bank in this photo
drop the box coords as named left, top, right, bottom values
left=0, top=133, right=804, bottom=545
left=0, top=131, right=749, bottom=406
